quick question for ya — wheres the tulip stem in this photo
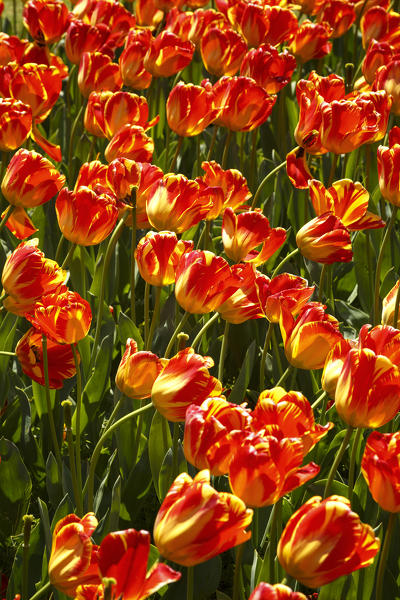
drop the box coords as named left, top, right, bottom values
left=249, top=129, right=258, bottom=191
left=164, top=311, right=190, bottom=358
left=393, top=279, right=400, bottom=328
left=62, top=400, right=82, bottom=516
left=131, top=201, right=137, bottom=323
left=318, top=264, right=328, bottom=303
left=71, top=343, right=84, bottom=514
left=232, top=543, right=245, bottom=600
left=222, top=130, right=232, bottom=170
left=251, top=161, right=287, bottom=210
left=54, top=234, right=65, bottom=264
left=311, top=390, right=327, bottom=410
left=91, top=213, right=129, bottom=366
left=27, top=581, right=51, bottom=600
left=84, top=402, right=153, bottom=511
left=68, top=105, right=84, bottom=186
left=144, top=282, right=150, bottom=347
left=275, top=365, right=291, bottom=387
left=206, top=126, right=218, bottom=162
left=169, top=136, right=183, bottom=172
left=271, top=249, right=300, bottom=278
left=324, top=425, right=354, bottom=497
left=260, top=321, right=273, bottom=391
left=327, top=153, right=338, bottom=187
left=187, top=566, right=194, bottom=600
left=376, top=512, right=397, bottom=600
left=22, top=514, right=34, bottom=600
left=191, top=312, right=219, bottom=349
left=218, top=320, right=230, bottom=382
left=172, top=422, right=180, bottom=481
left=0, top=350, right=16, bottom=357
left=41, top=335, right=62, bottom=479
left=348, top=427, right=363, bottom=506
left=0, top=204, right=15, bottom=235
left=147, top=286, right=162, bottom=351
left=61, top=242, right=77, bottom=269
left=373, top=207, right=398, bottom=326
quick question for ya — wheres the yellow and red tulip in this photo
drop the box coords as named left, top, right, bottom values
left=115, top=339, right=166, bottom=400
left=135, top=231, right=193, bottom=287
left=361, top=431, right=400, bottom=513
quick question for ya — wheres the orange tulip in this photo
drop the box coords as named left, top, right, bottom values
left=1, top=239, right=66, bottom=316
left=88, top=0, right=136, bottom=48
left=235, top=2, right=270, bottom=47
left=16, top=326, right=78, bottom=388
left=322, top=337, right=355, bottom=397
left=249, top=583, right=307, bottom=600
left=200, top=160, right=251, bottom=211
left=201, top=26, right=247, bottom=78
left=188, top=8, right=228, bottom=48
left=135, top=0, right=164, bottom=28
left=144, top=31, right=194, bottom=78
left=214, top=76, right=276, bottom=132
left=251, top=387, right=333, bottom=453
left=361, top=431, right=400, bottom=513
left=165, top=7, right=193, bottom=41
left=374, top=59, right=400, bottom=115
left=361, top=7, right=400, bottom=49
left=296, top=213, right=353, bottom=264
left=279, top=302, right=343, bottom=370
left=240, top=44, right=296, bottom=95
left=174, top=250, right=240, bottom=314
left=0, top=33, right=26, bottom=65
left=0, top=98, right=32, bottom=151
left=382, top=279, right=400, bottom=327
left=119, top=28, right=152, bottom=90
left=183, top=397, right=251, bottom=475
left=228, top=433, right=320, bottom=507
left=23, top=0, right=70, bottom=45
left=48, top=513, right=100, bottom=597
left=317, top=0, right=356, bottom=38
left=217, top=263, right=269, bottom=324
left=335, top=324, right=400, bottom=428
left=65, top=20, right=111, bottom=65
left=26, top=287, right=92, bottom=345
left=105, top=124, right=154, bottom=163
left=153, top=469, right=253, bottom=566
left=263, top=273, right=315, bottom=323
left=277, top=495, right=380, bottom=588
left=377, top=126, right=400, bottom=206
left=2, top=149, right=65, bottom=208
left=286, top=146, right=313, bottom=189
left=362, top=40, right=395, bottom=84
left=1, top=206, right=37, bottom=240
left=262, top=6, right=298, bottom=46
left=151, top=347, right=222, bottom=421
left=146, top=174, right=212, bottom=233
left=115, top=339, right=166, bottom=400
left=166, top=81, right=220, bottom=137
left=78, top=52, right=122, bottom=98
left=75, top=160, right=108, bottom=191
left=135, top=231, right=193, bottom=286
left=56, top=186, right=118, bottom=246
left=288, top=20, right=332, bottom=64
left=222, top=207, right=286, bottom=265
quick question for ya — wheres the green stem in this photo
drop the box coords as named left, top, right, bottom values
left=169, top=136, right=183, bottom=172
left=260, top=321, right=273, bottom=391
left=84, top=402, right=153, bottom=511
left=222, top=130, right=232, bottom=169
left=311, top=390, right=327, bottom=410
left=171, top=422, right=180, bottom=481
left=28, top=581, right=51, bottom=600
left=144, top=282, right=150, bottom=348
left=147, top=286, right=162, bottom=351
left=187, top=566, right=194, bottom=600
left=196, top=134, right=201, bottom=177
left=251, top=161, right=287, bottom=210
left=327, top=154, right=338, bottom=187
left=275, top=365, right=292, bottom=387
left=131, top=202, right=137, bottom=322
left=62, top=400, right=82, bottom=515
left=0, top=204, right=15, bottom=235
left=348, top=428, right=363, bottom=506
left=271, top=325, right=283, bottom=376
left=271, top=249, right=300, bottom=278
left=249, top=128, right=258, bottom=191
left=324, top=425, right=354, bottom=497
left=206, top=126, right=218, bottom=162
left=54, top=234, right=65, bottom=265
left=373, top=207, right=398, bottom=326
left=71, top=343, right=83, bottom=513
left=68, top=105, right=84, bottom=185
left=375, top=512, right=397, bottom=600
left=218, top=320, right=230, bottom=382
left=268, top=500, right=282, bottom=585
left=232, top=543, right=245, bottom=600
left=164, top=311, right=190, bottom=358
left=80, top=245, right=86, bottom=298
left=41, top=335, right=62, bottom=478
left=61, top=242, right=77, bottom=269
left=0, top=350, right=16, bottom=356
left=22, top=514, right=34, bottom=600
left=191, top=312, right=219, bottom=349
left=393, top=278, right=400, bottom=328
left=165, top=125, right=171, bottom=172
left=318, top=264, right=328, bottom=303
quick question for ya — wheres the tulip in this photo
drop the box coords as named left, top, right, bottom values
left=263, top=273, right=315, bottom=323
left=135, top=0, right=164, bottom=28
left=4, top=63, right=62, bottom=120
left=105, top=124, right=154, bottom=163
left=217, top=264, right=270, bottom=324
left=363, top=41, right=396, bottom=84
left=375, top=59, right=400, bottom=115
left=377, top=126, right=400, bottom=206
left=361, top=431, right=400, bottom=513
left=322, top=337, right=355, bottom=397
left=360, top=7, right=400, bottom=49
left=249, top=583, right=307, bottom=600
left=317, top=0, right=356, bottom=38
left=200, top=160, right=251, bottom=211
left=2, top=149, right=65, bottom=209
left=65, top=20, right=111, bottom=65
left=135, top=231, right=193, bottom=287
left=262, top=6, right=298, bottom=46
left=144, top=31, right=194, bottom=78
left=88, top=0, right=136, bottom=49
left=2, top=206, right=37, bottom=240
left=166, top=82, right=220, bottom=137
left=288, top=20, right=332, bottom=64
left=183, top=397, right=251, bottom=475
left=228, top=433, right=320, bottom=507
left=285, top=146, right=313, bottom=189
left=296, top=213, right=353, bottom=264
left=165, top=7, right=193, bottom=41
left=16, top=327, right=78, bottom=389
left=200, top=26, right=247, bottom=78
left=48, top=513, right=100, bottom=596
left=1, top=239, right=66, bottom=316
left=23, top=0, right=70, bottom=45
left=188, top=8, right=228, bottom=47
left=222, top=207, right=286, bottom=265
left=240, top=44, right=296, bottom=95
left=75, top=161, right=109, bottom=191
left=78, top=52, right=122, bottom=98
left=115, top=339, right=165, bottom=400
left=277, top=495, right=380, bottom=588
left=119, top=28, right=152, bottom=90
left=382, top=280, right=400, bottom=327
left=175, top=250, right=240, bottom=314
left=26, top=287, right=92, bottom=345
left=153, top=470, right=253, bottom=566
left=151, top=347, right=222, bottom=421
left=279, top=302, right=343, bottom=370
left=236, top=2, right=270, bottom=47
left=0, top=98, right=32, bottom=151
left=56, top=186, right=118, bottom=246
left=0, top=33, right=26, bottom=66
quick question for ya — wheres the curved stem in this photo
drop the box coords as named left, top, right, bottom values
left=218, top=320, right=230, bottom=382
left=164, top=311, right=190, bottom=358
left=61, top=242, right=77, bottom=269
left=71, top=343, right=83, bottom=513
left=84, top=402, right=153, bottom=511
left=348, top=427, right=363, bottom=506
left=251, top=161, right=287, bottom=210
left=191, top=312, right=219, bottom=349
left=268, top=500, right=282, bottom=585
left=0, top=350, right=16, bottom=357
left=41, top=335, right=62, bottom=478
left=0, top=204, right=15, bottom=235
left=324, top=425, right=354, bottom=498
left=260, top=321, right=273, bottom=391
left=311, top=390, right=327, bottom=410
left=28, top=581, right=51, bottom=600
left=232, top=543, right=245, bottom=600
left=169, top=136, right=183, bottom=172
left=147, top=286, right=162, bottom=351
left=271, top=249, right=300, bottom=278
left=373, top=208, right=398, bottom=325
left=222, top=130, right=232, bottom=170
left=375, top=512, right=397, bottom=600
left=55, top=234, right=65, bottom=265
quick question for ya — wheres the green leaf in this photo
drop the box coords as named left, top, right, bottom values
left=353, top=232, right=373, bottom=313
left=163, top=556, right=222, bottom=600
left=37, top=498, right=52, bottom=558
left=31, top=380, right=56, bottom=418
left=45, top=452, right=63, bottom=508
left=0, top=438, right=32, bottom=537
left=149, top=412, right=172, bottom=499
left=118, top=310, right=144, bottom=350
left=229, top=341, right=256, bottom=404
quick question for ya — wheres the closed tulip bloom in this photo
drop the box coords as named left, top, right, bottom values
left=23, top=0, right=70, bottom=45
left=153, top=469, right=253, bottom=566
left=144, top=31, right=194, bottom=78
left=151, top=347, right=222, bottom=422
left=288, top=21, right=332, bottom=64
left=277, top=495, right=380, bottom=588
left=78, top=52, right=122, bottom=98
left=222, top=207, right=286, bottom=265
left=240, top=44, right=296, bottom=95
left=335, top=324, right=400, bottom=428
left=229, top=433, right=320, bottom=507
left=2, top=149, right=65, bottom=209
left=119, top=28, right=152, bottom=90
left=249, top=583, right=307, bottom=600
left=362, top=40, right=395, bottom=84
left=317, top=0, right=356, bottom=38
left=263, top=273, right=315, bottom=323
left=56, top=186, right=118, bottom=246
left=375, top=60, right=400, bottom=115
left=279, top=302, right=343, bottom=370
left=322, top=337, right=355, bottom=397
left=175, top=250, right=240, bottom=314
left=236, top=3, right=270, bottom=47
left=5, top=63, right=62, bottom=120
left=382, top=279, right=400, bottom=327
left=75, top=161, right=108, bottom=191
left=88, top=0, right=136, bottom=49
left=115, top=339, right=165, bottom=400
left=48, top=513, right=100, bottom=597
left=183, top=397, right=251, bottom=475
left=0, top=98, right=32, bottom=151
left=165, top=7, right=193, bottom=41
left=296, top=213, right=353, bottom=264
left=200, top=160, right=251, bottom=211
left=65, top=20, right=111, bottom=65
left=105, top=124, right=154, bottom=163
left=286, top=146, right=314, bottom=189
left=146, top=174, right=212, bottom=233
left=361, top=431, right=400, bottom=513
left=201, top=26, right=247, bottom=78
left=217, top=264, right=270, bottom=324
left=166, top=82, right=220, bottom=137
left=377, top=126, right=400, bottom=206
left=188, top=9, right=228, bottom=47
left=135, top=231, right=193, bottom=287
left=135, top=0, right=164, bottom=28
left=262, top=6, right=298, bottom=47
left=0, top=33, right=26, bottom=65
left=16, top=326, right=78, bottom=388
left=360, top=7, right=400, bottom=49
left=1, top=239, right=66, bottom=316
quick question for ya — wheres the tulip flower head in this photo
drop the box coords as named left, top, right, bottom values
left=144, top=31, right=194, bottom=78
left=240, top=44, right=297, bottom=95
left=217, top=263, right=270, bottom=324
left=377, top=125, right=400, bottom=206
left=115, top=339, right=166, bottom=400
left=23, top=0, right=70, bottom=45
left=0, top=98, right=32, bottom=152
left=361, top=431, right=400, bottom=513
left=249, top=583, right=307, bottom=600
left=200, top=160, right=251, bottom=211
left=135, top=231, right=193, bottom=287
left=166, top=81, right=221, bottom=137
left=382, top=279, right=400, bottom=327
left=296, top=213, right=353, bottom=264
left=78, top=52, right=122, bottom=98
left=119, top=28, right=153, bottom=90
left=200, top=26, right=247, bottom=78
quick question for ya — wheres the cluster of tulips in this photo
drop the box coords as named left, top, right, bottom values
left=3, top=0, right=400, bottom=598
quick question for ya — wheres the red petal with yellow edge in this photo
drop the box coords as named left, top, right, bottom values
left=286, top=147, right=312, bottom=189
left=31, top=125, right=62, bottom=162
left=3, top=206, right=37, bottom=239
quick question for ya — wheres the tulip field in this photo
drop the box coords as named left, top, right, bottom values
left=3, top=0, right=400, bottom=599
